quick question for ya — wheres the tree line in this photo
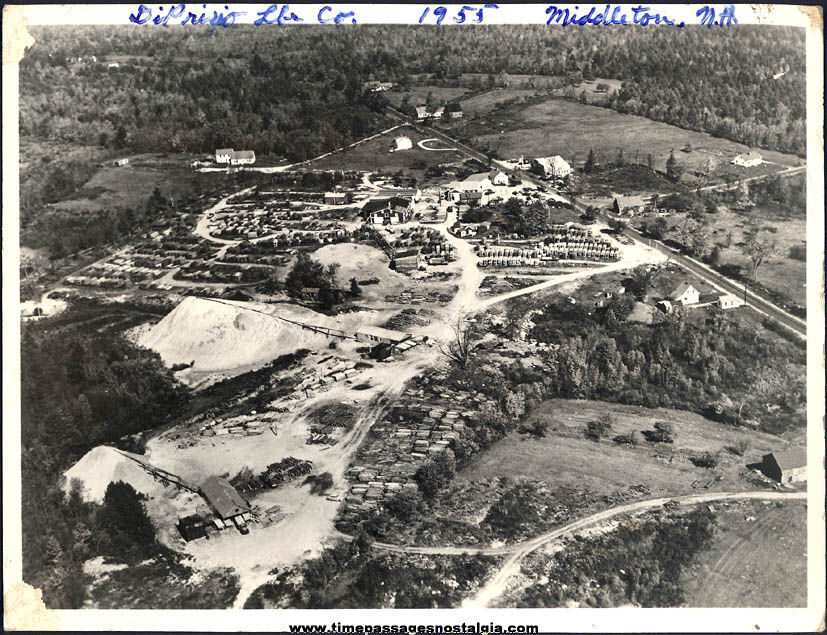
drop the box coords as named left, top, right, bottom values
left=21, top=322, right=189, bottom=606
left=21, top=24, right=805, bottom=159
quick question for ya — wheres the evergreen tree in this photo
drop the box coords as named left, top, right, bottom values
left=665, top=150, right=683, bottom=183
left=584, top=149, right=597, bottom=174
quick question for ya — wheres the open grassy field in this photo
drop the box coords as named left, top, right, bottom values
left=681, top=499, right=807, bottom=607
left=552, top=77, right=623, bottom=106
left=467, top=98, right=802, bottom=176
left=662, top=207, right=807, bottom=306
left=304, top=125, right=466, bottom=175
left=456, top=399, right=789, bottom=498
left=50, top=153, right=213, bottom=214
left=457, top=88, right=543, bottom=118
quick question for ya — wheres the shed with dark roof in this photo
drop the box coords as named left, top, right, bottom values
left=759, top=448, right=807, bottom=484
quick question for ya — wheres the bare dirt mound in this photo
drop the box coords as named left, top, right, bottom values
left=140, top=297, right=343, bottom=372
left=312, top=243, right=406, bottom=285
left=139, top=296, right=386, bottom=375
left=63, top=446, right=161, bottom=503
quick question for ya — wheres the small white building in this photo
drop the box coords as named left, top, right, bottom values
left=532, top=155, right=573, bottom=178
left=718, top=293, right=745, bottom=309
left=415, top=105, right=444, bottom=120
left=461, top=172, right=493, bottom=192
left=490, top=170, right=509, bottom=186
left=670, top=281, right=700, bottom=306
left=215, top=148, right=234, bottom=164
left=230, top=150, right=256, bottom=166
left=392, top=136, right=412, bottom=152
left=731, top=152, right=762, bottom=167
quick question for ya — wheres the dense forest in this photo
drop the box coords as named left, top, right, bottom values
left=20, top=324, right=193, bottom=606
left=21, top=24, right=806, bottom=159
left=524, top=291, right=806, bottom=436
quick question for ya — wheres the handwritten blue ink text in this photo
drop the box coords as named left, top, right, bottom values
left=545, top=4, right=688, bottom=27
left=419, top=4, right=499, bottom=25
left=696, top=5, right=738, bottom=27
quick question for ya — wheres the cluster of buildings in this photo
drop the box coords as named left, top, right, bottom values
left=453, top=169, right=510, bottom=192
left=657, top=281, right=746, bottom=313
left=215, top=148, right=256, bottom=166
left=731, top=151, right=763, bottom=167
left=415, top=103, right=463, bottom=120
left=364, top=81, right=394, bottom=92
left=361, top=195, right=414, bottom=225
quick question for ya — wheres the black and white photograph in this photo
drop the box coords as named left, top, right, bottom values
left=2, top=3, right=824, bottom=631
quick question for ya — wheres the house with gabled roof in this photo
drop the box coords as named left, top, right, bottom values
left=531, top=155, right=572, bottom=178
left=759, top=448, right=806, bottom=483
left=215, top=148, right=234, bottom=164
left=670, top=281, right=700, bottom=306
left=200, top=475, right=251, bottom=521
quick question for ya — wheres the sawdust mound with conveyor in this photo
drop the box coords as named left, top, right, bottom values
left=63, top=446, right=162, bottom=503
left=139, top=296, right=372, bottom=372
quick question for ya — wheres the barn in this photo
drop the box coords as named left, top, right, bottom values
left=200, top=475, right=252, bottom=522
left=759, top=448, right=807, bottom=484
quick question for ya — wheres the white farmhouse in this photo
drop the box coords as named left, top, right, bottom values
left=731, top=152, right=762, bottom=167
left=216, top=148, right=234, bottom=164
left=489, top=170, right=509, bottom=186
left=460, top=172, right=493, bottom=192
left=230, top=150, right=256, bottom=166
left=532, top=155, right=573, bottom=178
left=670, top=281, right=700, bottom=306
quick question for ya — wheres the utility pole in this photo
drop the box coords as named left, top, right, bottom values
left=743, top=281, right=748, bottom=307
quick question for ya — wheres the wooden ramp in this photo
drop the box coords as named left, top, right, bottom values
left=114, top=449, right=200, bottom=494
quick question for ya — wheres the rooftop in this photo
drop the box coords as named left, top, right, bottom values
left=464, top=172, right=492, bottom=183
left=766, top=447, right=806, bottom=470
left=671, top=281, right=698, bottom=299
left=200, top=476, right=251, bottom=519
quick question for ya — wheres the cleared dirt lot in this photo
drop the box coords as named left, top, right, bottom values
left=457, top=399, right=789, bottom=497
left=681, top=499, right=807, bottom=607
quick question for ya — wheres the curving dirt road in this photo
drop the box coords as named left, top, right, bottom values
left=369, top=490, right=806, bottom=607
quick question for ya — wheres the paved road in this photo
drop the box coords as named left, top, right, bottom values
left=621, top=224, right=806, bottom=337
left=387, top=107, right=807, bottom=338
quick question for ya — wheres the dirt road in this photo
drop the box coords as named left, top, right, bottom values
left=364, top=489, right=806, bottom=608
